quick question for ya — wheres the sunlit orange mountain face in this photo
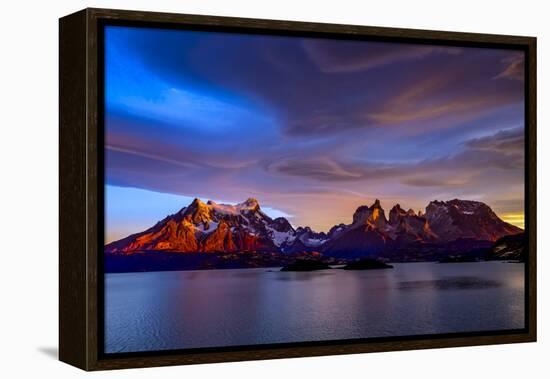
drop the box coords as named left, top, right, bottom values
left=104, top=197, right=523, bottom=272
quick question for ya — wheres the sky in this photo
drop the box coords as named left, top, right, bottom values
left=104, top=25, right=525, bottom=243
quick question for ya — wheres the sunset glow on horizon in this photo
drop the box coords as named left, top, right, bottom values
left=500, top=213, right=525, bottom=230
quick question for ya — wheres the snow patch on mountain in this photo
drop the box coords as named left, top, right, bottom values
left=196, top=221, right=219, bottom=233
left=268, top=228, right=296, bottom=247
left=305, top=237, right=327, bottom=246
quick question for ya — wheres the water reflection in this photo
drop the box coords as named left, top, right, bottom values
left=271, top=270, right=336, bottom=281
left=398, top=276, right=502, bottom=290
left=105, top=261, right=525, bottom=353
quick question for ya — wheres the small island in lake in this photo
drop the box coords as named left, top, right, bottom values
left=342, top=258, right=393, bottom=270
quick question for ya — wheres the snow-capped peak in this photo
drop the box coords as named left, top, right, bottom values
left=203, top=198, right=262, bottom=216
left=236, top=197, right=260, bottom=212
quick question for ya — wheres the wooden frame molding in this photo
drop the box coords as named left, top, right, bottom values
left=59, top=8, right=537, bottom=371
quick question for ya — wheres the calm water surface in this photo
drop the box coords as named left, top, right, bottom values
left=105, top=262, right=524, bottom=353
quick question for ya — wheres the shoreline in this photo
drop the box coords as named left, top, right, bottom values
left=104, top=259, right=524, bottom=274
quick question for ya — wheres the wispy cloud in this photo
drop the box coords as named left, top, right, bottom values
left=303, top=39, right=461, bottom=73
left=493, top=53, right=525, bottom=81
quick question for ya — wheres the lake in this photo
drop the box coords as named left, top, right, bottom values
left=104, top=261, right=525, bottom=353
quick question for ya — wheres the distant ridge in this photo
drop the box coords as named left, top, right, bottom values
left=105, top=197, right=522, bottom=261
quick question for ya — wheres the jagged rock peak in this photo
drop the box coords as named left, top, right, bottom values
left=191, top=197, right=206, bottom=206
left=190, top=198, right=263, bottom=215
left=426, top=199, right=487, bottom=215
left=272, top=217, right=294, bottom=232
left=240, top=197, right=260, bottom=209
left=389, top=204, right=407, bottom=225
left=182, top=197, right=212, bottom=224
left=352, top=205, right=370, bottom=223
left=390, top=204, right=403, bottom=212
left=184, top=198, right=210, bottom=214
left=425, top=198, right=521, bottom=242
left=352, top=200, right=388, bottom=230
left=389, top=203, right=425, bottom=226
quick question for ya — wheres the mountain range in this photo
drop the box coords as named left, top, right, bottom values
left=105, top=197, right=523, bottom=271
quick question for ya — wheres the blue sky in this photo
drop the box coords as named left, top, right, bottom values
left=104, top=25, right=525, bottom=242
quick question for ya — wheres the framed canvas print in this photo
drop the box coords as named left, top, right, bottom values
left=59, top=8, right=536, bottom=371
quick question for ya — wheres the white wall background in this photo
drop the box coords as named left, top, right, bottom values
left=0, top=0, right=547, bottom=377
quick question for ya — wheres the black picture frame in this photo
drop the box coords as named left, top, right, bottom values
left=59, top=8, right=537, bottom=371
